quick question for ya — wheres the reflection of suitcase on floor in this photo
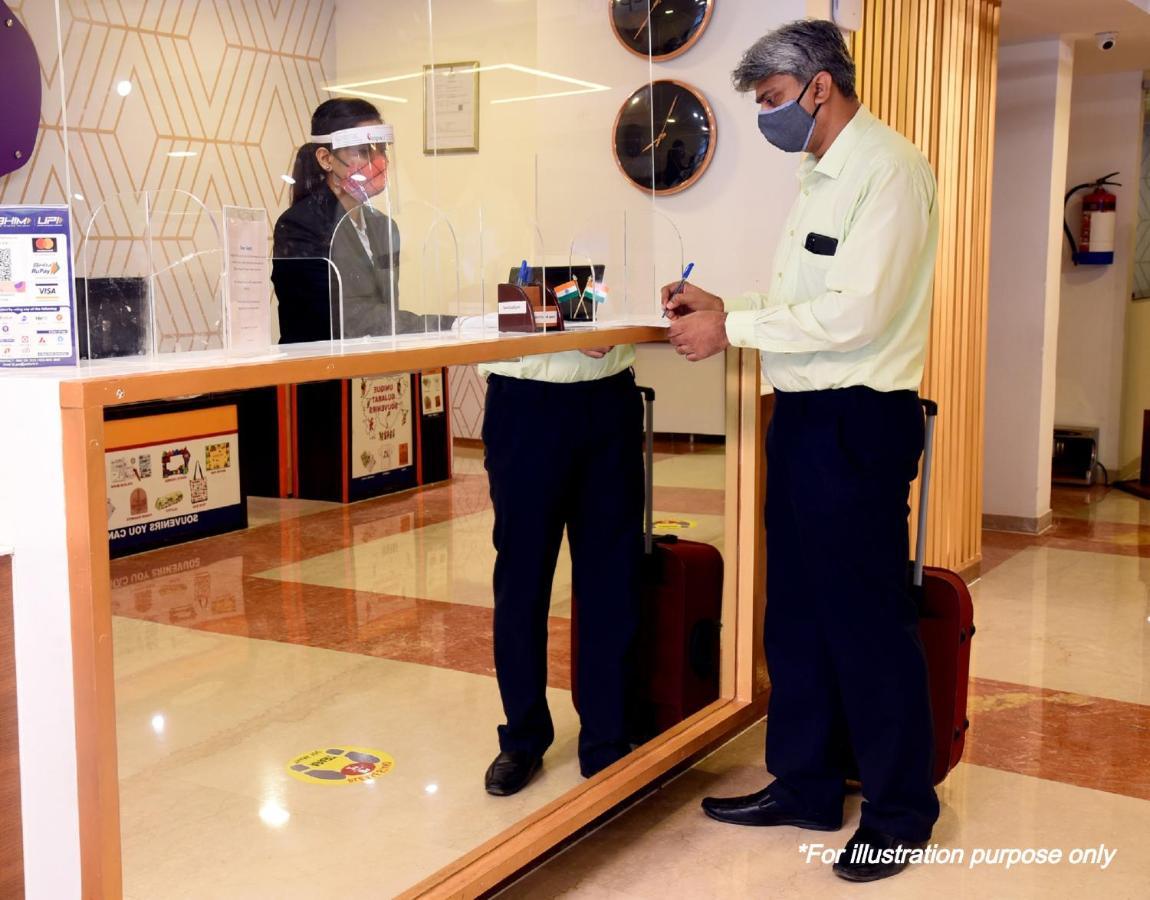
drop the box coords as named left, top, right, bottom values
left=572, top=386, right=723, bottom=741
left=915, top=400, right=975, bottom=785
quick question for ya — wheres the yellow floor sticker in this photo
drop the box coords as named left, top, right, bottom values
left=287, top=746, right=395, bottom=785
left=653, top=518, right=697, bottom=531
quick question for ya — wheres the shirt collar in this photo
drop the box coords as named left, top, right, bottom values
left=798, top=105, right=876, bottom=182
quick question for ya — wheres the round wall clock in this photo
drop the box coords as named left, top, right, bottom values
left=610, top=0, right=714, bottom=61
left=612, top=80, right=717, bottom=196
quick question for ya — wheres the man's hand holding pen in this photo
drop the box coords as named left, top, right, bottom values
left=661, top=280, right=730, bottom=363
left=660, top=281, right=724, bottom=320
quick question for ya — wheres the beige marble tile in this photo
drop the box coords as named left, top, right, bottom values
left=246, top=496, right=341, bottom=529
left=502, top=722, right=1150, bottom=899
left=650, top=448, right=728, bottom=490
left=253, top=508, right=567, bottom=610
left=1052, top=490, right=1150, bottom=526
left=969, top=547, right=1150, bottom=704
left=116, top=618, right=591, bottom=896
left=254, top=508, right=724, bottom=615
left=452, top=444, right=487, bottom=476
left=120, top=775, right=361, bottom=900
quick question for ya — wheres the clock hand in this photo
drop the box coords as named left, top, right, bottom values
left=639, top=95, right=678, bottom=153
left=633, top=0, right=664, bottom=40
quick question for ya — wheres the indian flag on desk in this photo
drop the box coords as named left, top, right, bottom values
left=555, top=279, right=579, bottom=306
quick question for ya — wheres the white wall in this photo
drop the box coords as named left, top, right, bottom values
left=984, top=40, right=1075, bottom=524
left=0, top=379, right=80, bottom=898
left=1055, top=71, right=1145, bottom=471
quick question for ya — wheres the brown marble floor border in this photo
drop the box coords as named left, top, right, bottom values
left=109, top=567, right=1150, bottom=804
left=964, top=677, right=1150, bottom=802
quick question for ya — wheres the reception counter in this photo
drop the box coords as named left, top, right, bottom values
left=0, top=321, right=768, bottom=899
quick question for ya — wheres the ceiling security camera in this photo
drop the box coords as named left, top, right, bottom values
left=1097, top=32, right=1118, bottom=51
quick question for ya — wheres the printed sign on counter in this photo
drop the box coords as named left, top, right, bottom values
left=0, top=204, right=77, bottom=367
left=223, top=205, right=271, bottom=352
left=105, top=406, right=246, bottom=557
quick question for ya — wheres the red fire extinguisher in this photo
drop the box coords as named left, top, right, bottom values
left=1064, top=172, right=1120, bottom=265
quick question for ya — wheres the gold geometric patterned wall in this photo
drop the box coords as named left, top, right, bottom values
left=0, top=0, right=334, bottom=350
left=852, top=0, right=1002, bottom=576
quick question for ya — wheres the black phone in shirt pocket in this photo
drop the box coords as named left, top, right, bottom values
left=804, top=232, right=839, bottom=256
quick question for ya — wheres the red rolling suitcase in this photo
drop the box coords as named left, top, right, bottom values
left=572, top=386, right=723, bottom=741
left=915, top=399, right=975, bottom=784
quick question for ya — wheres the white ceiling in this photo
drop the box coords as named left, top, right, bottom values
left=1000, top=0, right=1150, bottom=74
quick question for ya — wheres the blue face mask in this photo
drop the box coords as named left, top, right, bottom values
left=757, top=77, right=820, bottom=153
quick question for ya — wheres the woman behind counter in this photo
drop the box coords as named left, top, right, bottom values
left=272, top=98, right=438, bottom=343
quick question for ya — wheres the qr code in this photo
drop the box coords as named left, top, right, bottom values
left=0, top=247, right=11, bottom=282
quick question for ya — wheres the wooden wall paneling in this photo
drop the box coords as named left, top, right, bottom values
left=851, top=0, right=1000, bottom=573
left=955, top=0, right=971, bottom=567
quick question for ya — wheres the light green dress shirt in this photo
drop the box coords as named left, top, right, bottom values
left=479, top=345, right=635, bottom=383
left=724, top=105, right=939, bottom=393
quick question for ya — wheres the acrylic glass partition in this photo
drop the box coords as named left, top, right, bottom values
left=23, top=1, right=737, bottom=896
left=78, top=189, right=225, bottom=359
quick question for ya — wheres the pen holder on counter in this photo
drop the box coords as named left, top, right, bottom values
left=497, top=282, right=565, bottom=334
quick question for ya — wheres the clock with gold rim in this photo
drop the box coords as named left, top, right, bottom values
left=612, top=80, right=717, bottom=196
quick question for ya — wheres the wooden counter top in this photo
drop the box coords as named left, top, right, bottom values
left=45, top=322, right=668, bottom=410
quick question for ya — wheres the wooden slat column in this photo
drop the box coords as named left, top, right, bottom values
left=851, top=0, right=1002, bottom=575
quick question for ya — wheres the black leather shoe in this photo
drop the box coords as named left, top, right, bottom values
left=701, top=785, right=841, bottom=830
left=833, top=825, right=927, bottom=882
left=484, top=751, right=542, bottom=796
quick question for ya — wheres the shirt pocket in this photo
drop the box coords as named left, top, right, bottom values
left=797, top=244, right=836, bottom=297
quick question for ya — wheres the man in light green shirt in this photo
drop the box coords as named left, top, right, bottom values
left=663, top=19, right=940, bottom=883
left=480, top=346, right=634, bottom=383
left=479, top=337, right=644, bottom=797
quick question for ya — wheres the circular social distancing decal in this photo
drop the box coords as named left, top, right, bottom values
left=653, top=518, right=696, bottom=531
left=287, top=747, right=395, bottom=785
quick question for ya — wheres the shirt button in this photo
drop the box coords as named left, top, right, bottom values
left=789, top=229, right=795, bottom=236
left=777, top=273, right=782, bottom=279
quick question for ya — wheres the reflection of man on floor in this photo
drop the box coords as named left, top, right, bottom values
left=480, top=345, right=642, bottom=796
left=663, top=19, right=940, bottom=883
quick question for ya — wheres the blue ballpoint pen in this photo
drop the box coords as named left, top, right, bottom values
left=517, top=259, right=530, bottom=287
left=663, top=262, right=695, bottom=317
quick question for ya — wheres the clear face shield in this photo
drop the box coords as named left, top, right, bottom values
left=310, top=123, right=395, bottom=205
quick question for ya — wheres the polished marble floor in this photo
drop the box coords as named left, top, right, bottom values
left=110, top=443, right=727, bottom=898
left=502, top=484, right=1150, bottom=898
left=110, top=449, right=1150, bottom=898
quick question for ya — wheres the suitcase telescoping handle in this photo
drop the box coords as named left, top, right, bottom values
left=639, top=385, right=656, bottom=555
left=914, top=399, right=939, bottom=588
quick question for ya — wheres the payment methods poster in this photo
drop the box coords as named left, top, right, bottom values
left=0, top=205, right=77, bottom=367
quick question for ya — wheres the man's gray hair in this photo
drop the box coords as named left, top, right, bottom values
left=732, top=19, right=857, bottom=99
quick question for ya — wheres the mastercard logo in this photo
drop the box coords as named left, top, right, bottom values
left=32, top=237, right=57, bottom=253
